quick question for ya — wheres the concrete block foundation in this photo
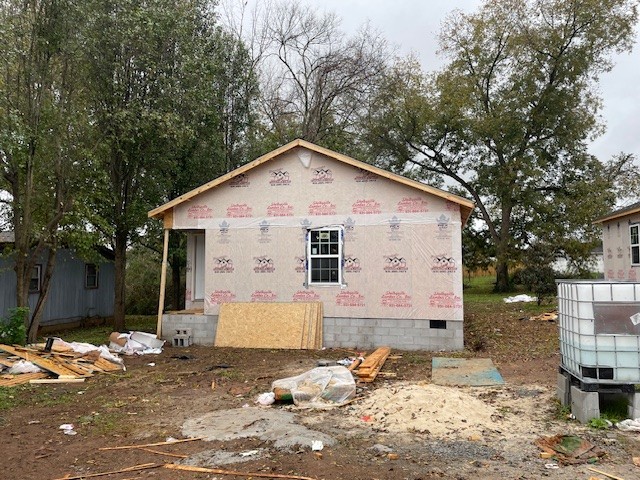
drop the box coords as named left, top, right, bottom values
left=558, top=370, right=640, bottom=423
left=570, top=385, right=600, bottom=423
left=557, top=372, right=571, bottom=406
left=628, top=392, right=640, bottom=419
left=161, top=313, right=463, bottom=351
left=162, top=314, right=217, bottom=346
left=322, top=317, right=463, bottom=351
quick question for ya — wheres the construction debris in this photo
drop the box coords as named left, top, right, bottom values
left=163, top=463, right=318, bottom=480
left=0, top=341, right=123, bottom=387
left=52, top=463, right=160, bottom=480
left=535, top=434, right=605, bottom=465
left=270, top=366, right=356, bottom=408
left=356, top=347, right=391, bottom=382
left=529, top=311, right=558, bottom=322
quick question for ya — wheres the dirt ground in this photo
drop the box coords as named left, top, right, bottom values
left=3, top=303, right=640, bottom=480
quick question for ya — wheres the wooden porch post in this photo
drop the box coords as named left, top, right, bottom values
left=156, top=228, right=170, bottom=338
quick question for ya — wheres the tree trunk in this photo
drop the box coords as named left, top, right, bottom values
left=492, top=195, right=514, bottom=293
left=113, top=232, right=127, bottom=331
left=27, top=246, right=57, bottom=343
left=494, top=256, right=510, bottom=292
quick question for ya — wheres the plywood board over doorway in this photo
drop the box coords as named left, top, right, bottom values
left=215, top=302, right=323, bottom=349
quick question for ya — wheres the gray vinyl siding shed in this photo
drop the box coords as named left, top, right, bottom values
left=0, top=248, right=115, bottom=328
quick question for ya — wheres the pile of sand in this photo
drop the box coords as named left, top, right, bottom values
left=353, top=382, right=500, bottom=438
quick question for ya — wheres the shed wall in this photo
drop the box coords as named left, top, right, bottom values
left=0, top=249, right=114, bottom=326
left=602, top=212, right=640, bottom=281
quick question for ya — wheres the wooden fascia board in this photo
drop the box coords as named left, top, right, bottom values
left=594, top=206, right=640, bottom=225
left=148, top=138, right=475, bottom=224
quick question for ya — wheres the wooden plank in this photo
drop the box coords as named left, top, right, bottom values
left=357, top=347, right=391, bottom=382
left=92, top=357, right=123, bottom=372
left=316, top=303, right=323, bottom=349
left=99, top=437, right=202, bottom=451
left=0, top=356, right=15, bottom=368
left=30, top=378, right=85, bottom=384
left=52, top=463, right=159, bottom=480
left=215, top=302, right=323, bottom=349
left=58, top=361, right=94, bottom=376
left=358, top=347, right=391, bottom=373
left=163, top=463, right=318, bottom=480
left=0, top=345, right=79, bottom=378
left=0, top=372, right=49, bottom=386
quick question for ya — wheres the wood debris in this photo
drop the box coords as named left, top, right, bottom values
left=52, top=463, right=160, bottom=480
left=98, top=437, right=202, bottom=451
left=0, top=372, right=49, bottom=387
left=356, top=346, right=391, bottom=383
left=529, top=311, right=558, bottom=322
left=164, top=463, right=318, bottom=480
left=0, top=343, right=123, bottom=386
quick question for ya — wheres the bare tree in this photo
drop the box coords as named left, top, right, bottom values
left=223, top=0, right=389, bottom=151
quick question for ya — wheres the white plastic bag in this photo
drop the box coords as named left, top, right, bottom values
left=8, top=360, right=42, bottom=374
left=272, top=366, right=356, bottom=408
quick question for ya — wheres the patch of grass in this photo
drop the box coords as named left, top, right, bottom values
left=39, top=315, right=156, bottom=345
left=588, top=417, right=613, bottom=429
left=0, top=385, right=76, bottom=410
left=464, top=274, right=557, bottom=309
left=403, top=352, right=430, bottom=365
left=599, top=394, right=629, bottom=424
left=78, top=411, right=126, bottom=435
left=553, top=399, right=572, bottom=421
left=28, top=388, right=77, bottom=407
left=218, top=369, right=243, bottom=381
left=0, top=388, right=20, bottom=411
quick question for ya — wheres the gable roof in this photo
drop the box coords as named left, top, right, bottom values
left=594, top=201, right=640, bottom=224
left=148, top=139, right=475, bottom=225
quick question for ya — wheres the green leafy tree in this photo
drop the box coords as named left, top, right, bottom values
left=160, top=26, right=258, bottom=311
left=0, top=0, right=90, bottom=341
left=80, top=0, right=259, bottom=326
left=365, top=0, right=638, bottom=291
left=80, top=0, right=221, bottom=330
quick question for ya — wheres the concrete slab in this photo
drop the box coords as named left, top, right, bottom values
left=431, top=357, right=505, bottom=387
left=182, top=407, right=335, bottom=451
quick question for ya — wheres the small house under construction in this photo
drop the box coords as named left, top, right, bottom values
left=148, top=140, right=474, bottom=351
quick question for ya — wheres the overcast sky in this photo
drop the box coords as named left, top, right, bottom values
left=298, top=0, right=640, bottom=163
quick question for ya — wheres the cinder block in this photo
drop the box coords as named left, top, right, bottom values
left=175, top=328, right=192, bottom=337
left=628, top=392, right=640, bottom=419
left=570, top=385, right=600, bottom=423
left=172, top=334, right=192, bottom=347
left=557, top=372, right=571, bottom=406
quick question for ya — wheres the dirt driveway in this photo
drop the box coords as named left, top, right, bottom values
left=2, top=310, right=640, bottom=480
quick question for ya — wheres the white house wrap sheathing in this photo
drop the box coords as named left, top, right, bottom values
left=173, top=149, right=463, bottom=324
left=149, top=140, right=474, bottom=350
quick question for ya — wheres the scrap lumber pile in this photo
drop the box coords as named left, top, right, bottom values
left=356, top=346, right=391, bottom=382
left=0, top=343, right=123, bottom=387
left=215, top=302, right=323, bottom=349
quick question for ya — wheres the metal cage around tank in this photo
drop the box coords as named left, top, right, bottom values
left=557, top=280, right=640, bottom=385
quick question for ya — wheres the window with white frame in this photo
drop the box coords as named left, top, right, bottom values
left=307, top=227, right=343, bottom=285
left=631, top=224, right=639, bottom=265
